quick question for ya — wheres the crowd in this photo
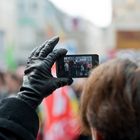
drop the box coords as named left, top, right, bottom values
left=0, top=37, right=91, bottom=140
left=0, top=36, right=139, bottom=140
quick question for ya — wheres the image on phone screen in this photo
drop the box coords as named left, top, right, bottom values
left=56, top=54, right=99, bottom=78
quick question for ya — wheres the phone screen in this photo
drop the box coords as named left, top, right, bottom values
left=56, top=54, right=99, bottom=78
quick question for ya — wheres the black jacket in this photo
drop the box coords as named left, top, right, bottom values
left=0, top=97, right=39, bottom=140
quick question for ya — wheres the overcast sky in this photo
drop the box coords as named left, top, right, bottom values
left=49, top=0, right=112, bottom=28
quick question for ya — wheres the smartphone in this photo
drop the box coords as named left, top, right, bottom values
left=56, top=54, right=99, bottom=78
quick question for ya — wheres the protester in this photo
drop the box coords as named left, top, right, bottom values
left=0, top=71, right=8, bottom=99
left=80, top=58, right=140, bottom=140
left=4, top=72, right=22, bottom=96
left=0, top=36, right=73, bottom=140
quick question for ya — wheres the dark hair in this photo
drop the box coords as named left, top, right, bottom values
left=80, top=58, right=140, bottom=140
left=0, top=71, right=5, bottom=85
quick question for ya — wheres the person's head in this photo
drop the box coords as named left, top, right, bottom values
left=5, top=72, right=21, bottom=94
left=0, top=71, right=6, bottom=91
left=80, top=58, right=140, bottom=140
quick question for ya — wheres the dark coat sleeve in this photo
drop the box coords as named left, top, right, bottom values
left=0, top=97, right=39, bottom=140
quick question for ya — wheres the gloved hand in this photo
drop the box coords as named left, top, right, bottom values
left=17, top=36, right=73, bottom=109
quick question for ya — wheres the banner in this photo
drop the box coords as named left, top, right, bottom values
left=5, top=43, right=17, bottom=71
left=42, top=65, right=80, bottom=140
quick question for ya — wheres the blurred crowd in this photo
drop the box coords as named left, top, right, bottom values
left=0, top=65, right=91, bottom=140
left=0, top=49, right=139, bottom=140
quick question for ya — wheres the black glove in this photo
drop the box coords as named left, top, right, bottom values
left=17, top=36, right=73, bottom=109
